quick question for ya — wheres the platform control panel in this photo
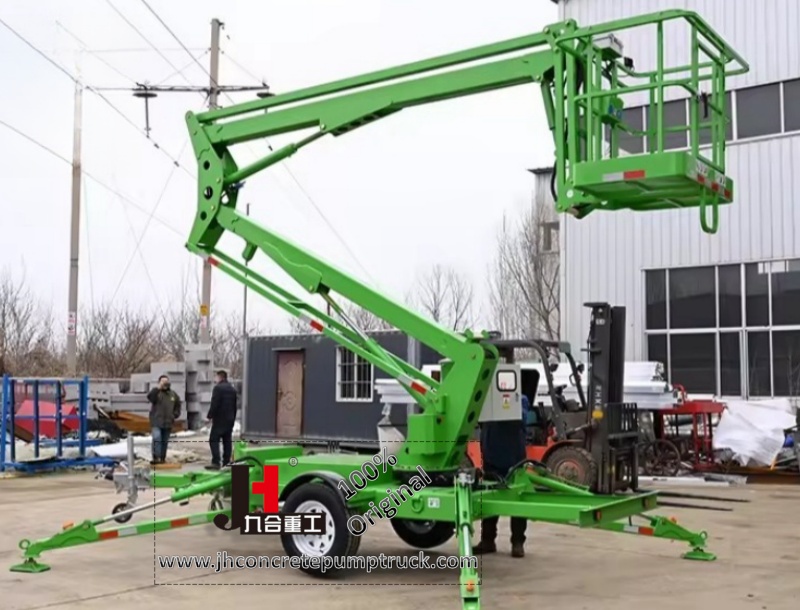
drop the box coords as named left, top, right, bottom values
left=479, top=363, right=522, bottom=423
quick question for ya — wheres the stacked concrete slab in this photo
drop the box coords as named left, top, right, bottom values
left=101, top=343, right=217, bottom=430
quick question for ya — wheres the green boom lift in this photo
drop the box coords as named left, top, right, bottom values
left=11, top=10, right=747, bottom=610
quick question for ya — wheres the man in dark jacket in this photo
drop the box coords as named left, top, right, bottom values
left=206, top=369, right=238, bottom=469
left=474, top=394, right=530, bottom=558
left=147, top=375, right=181, bottom=465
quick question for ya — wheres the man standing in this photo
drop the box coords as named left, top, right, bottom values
left=147, top=375, right=181, bottom=465
left=206, top=369, right=238, bottom=470
left=473, top=393, right=530, bottom=558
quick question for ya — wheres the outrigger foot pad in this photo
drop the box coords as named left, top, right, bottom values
left=682, top=548, right=716, bottom=561
left=10, top=559, right=50, bottom=573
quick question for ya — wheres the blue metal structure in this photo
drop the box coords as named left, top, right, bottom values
left=0, top=376, right=114, bottom=473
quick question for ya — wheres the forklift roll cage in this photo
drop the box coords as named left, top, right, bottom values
left=12, top=10, right=748, bottom=610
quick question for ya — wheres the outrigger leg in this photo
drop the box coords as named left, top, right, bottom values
left=596, top=514, right=716, bottom=561
left=10, top=471, right=232, bottom=573
left=455, top=471, right=480, bottom=610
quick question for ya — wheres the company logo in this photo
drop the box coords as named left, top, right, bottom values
left=212, top=465, right=326, bottom=535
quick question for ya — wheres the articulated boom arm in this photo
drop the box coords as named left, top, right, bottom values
left=185, top=10, right=747, bottom=473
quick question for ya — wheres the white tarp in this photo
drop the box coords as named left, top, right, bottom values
left=713, top=398, right=797, bottom=466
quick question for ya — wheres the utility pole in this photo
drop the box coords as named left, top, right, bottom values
left=199, top=18, right=222, bottom=344
left=242, top=203, right=250, bottom=339
left=66, top=82, right=83, bottom=375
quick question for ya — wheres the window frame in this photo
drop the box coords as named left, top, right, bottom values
left=643, top=260, right=800, bottom=400
left=335, top=346, right=374, bottom=402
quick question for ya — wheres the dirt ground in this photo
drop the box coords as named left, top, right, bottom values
left=1, top=465, right=798, bottom=610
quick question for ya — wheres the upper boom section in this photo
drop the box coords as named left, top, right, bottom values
left=182, top=10, right=747, bottom=472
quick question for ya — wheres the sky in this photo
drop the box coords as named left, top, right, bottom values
left=0, top=0, right=560, bottom=337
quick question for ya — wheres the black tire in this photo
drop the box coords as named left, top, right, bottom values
left=279, top=482, right=356, bottom=577
left=112, top=503, right=133, bottom=523
left=545, top=446, right=598, bottom=489
left=390, top=519, right=455, bottom=549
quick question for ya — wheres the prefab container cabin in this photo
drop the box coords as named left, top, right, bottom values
left=241, top=330, right=442, bottom=449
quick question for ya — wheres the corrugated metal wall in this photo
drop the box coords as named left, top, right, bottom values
left=559, top=0, right=800, bottom=93
left=555, top=0, right=800, bottom=361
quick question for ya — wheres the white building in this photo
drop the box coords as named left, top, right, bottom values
left=552, top=0, right=800, bottom=400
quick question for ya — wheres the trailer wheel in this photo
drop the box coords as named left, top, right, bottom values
left=112, top=503, right=133, bottom=524
left=280, top=482, right=355, bottom=576
left=390, top=519, right=454, bottom=549
left=545, top=446, right=598, bottom=489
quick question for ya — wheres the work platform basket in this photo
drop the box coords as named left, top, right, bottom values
left=551, top=11, right=748, bottom=233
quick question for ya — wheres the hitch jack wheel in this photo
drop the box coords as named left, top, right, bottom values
left=112, top=503, right=133, bottom=524
left=544, top=446, right=598, bottom=489
left=279, top=483, right=357, bottom=576
left=391, top=519, right=455, bottom=549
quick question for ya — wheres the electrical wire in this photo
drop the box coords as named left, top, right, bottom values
left=220, top=49, right=265, bottom=85
left=0, top=16, right=195, bottom=179
left=138, top=0, right=220, bottom=89
left=55, top=21, right=136, bottom=84
left=175, top=15, right=382, bottom=288
left=108, top=139, right=189, bottom=307
left=0, top=118, right=183, bottom=238
left=155, top=49, right=210, bottom=86
left=110, top=173, right=169, bottom=324
left=104, top=0, right=187, bottom=79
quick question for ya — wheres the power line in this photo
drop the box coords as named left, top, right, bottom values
left=221, top=49, right=265, bottom=85
left=156, top=49, right=210, bottom=86
left=138, top=0, right=219, bottom=88
left=110, top=173, right=170, bottom=324
left=0, top=117, right=183, bottom=238
left=135, top=7, right=382, bottom=289
left=0, top=16, right=195, bottom=178
left=109, top=139, right=188, bottom=306
left=55, top=21, right=136, bottom=84
left=104, top=0, right=187, bottom=79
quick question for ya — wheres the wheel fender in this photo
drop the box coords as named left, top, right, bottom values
left=279, top=471, right=349, bottom=506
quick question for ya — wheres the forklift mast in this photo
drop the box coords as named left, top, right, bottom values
left=183, top=10, right=746, bottom=476
left=583, top=302, right=640, bottom=493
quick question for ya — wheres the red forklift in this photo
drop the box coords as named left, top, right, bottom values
left=467, top=303, right=640, bottom=494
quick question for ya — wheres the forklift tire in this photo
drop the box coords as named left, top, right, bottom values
left=390, top=519, right=455, bottom=549
left=112, top=503, right=133, bottom=524
left=279, top=482, right=356, bottom=577
left=545, top=446, right=598, bottom=489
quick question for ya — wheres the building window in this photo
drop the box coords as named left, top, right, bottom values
left=770, top=259, right=800, bottom=326
left=645, top=99, right=687, bottom=151
left=609, top=76, right=800, bottom=153
left=668, top=266, right=715, bottom=329
left=718, top=264, right=742, bottom=327
left=617, top=106, right=645, bottom=153
left=335, top=347, right=373, bottom=401
left=645, top=260, right=800, bottom=399
left=645, top=269, right=667, bottom=330
left=698, top=91, right=733, bottom=144
left=541, top=221, right=559, bottom=253
left=784, top=79, right=800, bottom=132
left=735, top=83, right=781, bottom=139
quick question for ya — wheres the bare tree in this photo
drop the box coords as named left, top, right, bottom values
left=77, top=301, right=160, bottom=377
left=410, top=264, right=475, bottom=331
left=0, top=269, right=60, bottom=376
left=212, top=312, right=269, bottom=378
left=487, top=202, right=560, bottom=342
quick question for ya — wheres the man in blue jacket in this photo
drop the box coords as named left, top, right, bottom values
left=473, top=394, right=530, bottom=558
